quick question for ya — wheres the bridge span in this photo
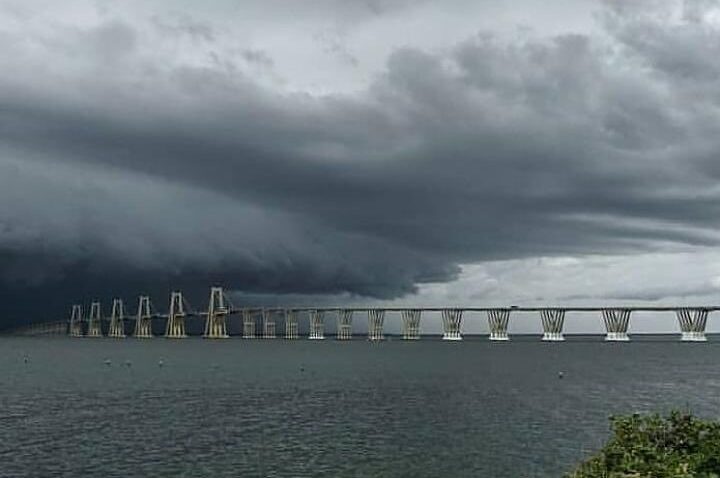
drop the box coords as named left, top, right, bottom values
left=9, top=287, right=719, bottom=342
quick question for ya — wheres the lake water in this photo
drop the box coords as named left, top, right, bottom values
left=1, top=335, right=719, bottom=477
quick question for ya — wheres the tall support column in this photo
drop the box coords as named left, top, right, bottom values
left=242, top=309, right=256, bottom=338
left=165, top=292, right=187, bottom=338
left=309, top=310, right=325, bottom=340
left=540, top=309, right=565, bottom=341
left=368, top=309, right=385, bottom=341
left=263, top=309, right=276, bottom=339
left=69, top=304, right=84, bottom=337
left=284, top=309, right=298, bottom=339
left=676, top=308, right=708, bottom=342
left=204, top=287, right=229, bottom=339
left=134, top=296, right=153, bottom=338
left=401, top=309, right=422, bottom=340
left=602, top=308, right=631, bottom=341
left=86, top=301, right=103, bottom=337
left=488, top=309, right=510, bottom=341
left=336, top=309, right=353, bottom=340
left=441, top=309, right=463, bottom=341
left=108, top=299, right=126, bottom=338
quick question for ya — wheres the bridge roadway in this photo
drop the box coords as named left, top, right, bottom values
left=11, top=285, right=720, bottom=342
left=130, top=305, right=720, bottom=319
left=13, top=307, right=718, bottom=342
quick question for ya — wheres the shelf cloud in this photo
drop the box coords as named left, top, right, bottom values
left=2, top=0, right=720, bottom=327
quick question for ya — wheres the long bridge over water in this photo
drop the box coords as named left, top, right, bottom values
left=9, top=287, right=718, bottom=342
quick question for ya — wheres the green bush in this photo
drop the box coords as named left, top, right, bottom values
left=568, top=411, right=720, bottom=478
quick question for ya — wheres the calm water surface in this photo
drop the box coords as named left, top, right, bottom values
left=1, top=335, right=719, bottom=477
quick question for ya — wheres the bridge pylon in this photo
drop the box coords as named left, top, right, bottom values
left=488, top=309, right=510, bottom=341
left=165, top=292, right=187, bottom=338
left=204, top=287, right=229, bottom=339
left=602, top=308, right=631, bottom=341
left=441, top=309, right=463, bottom=341
left=676, top=308, right=708, bottom=342
left=108, top=299, right=126, bottom=338
left=401, top=309, right=421, bottom=339
left=134, top=296, right=153, bottom=338
left=69, top=304, right=84, bottom=337
left=86, top=302, right=103, bottom=337
left=540, top=309, right=565, bottom=341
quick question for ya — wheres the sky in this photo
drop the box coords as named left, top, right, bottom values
left=2, top=0, right=720, bottom=332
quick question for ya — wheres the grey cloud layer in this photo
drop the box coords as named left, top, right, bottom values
left=1, top=0, right=719, bottom=326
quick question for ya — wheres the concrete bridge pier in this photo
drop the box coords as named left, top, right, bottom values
left=487, top=309, right=510, bottom=341
left=134, top=296, right=153, bottom=338
left=86, top=302, right=103, bottom=337
left=165, top=292, right=187, bottom=338
left=204, top=287, right=229, bottom=339
left=69, top=304, right=84, bottom=337
left=602, top=308, right=631, bottom=341
left=368, top=309, right=385, bottom=341
left=441, top=309, right=463, bottom=341
left=284, top=309, right=298, bottom=339
left=309, top=310, right=325, bottom=339
left=336, top=309, right=353, bottom=340
left=401, top=309, right=421, bottom=340
left=108, top=299, right=126, bottom=338
left=263, top=309, right=276, bottom=339
left=242, top=309, right=256, bottom=338
left=540, top=309, right=565, bottom=341
left=676, top=308, right=708, bottom=342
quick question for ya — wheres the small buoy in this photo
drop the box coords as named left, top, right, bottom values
left=158, top=359, right=164, bottom=368
left=104, top=359, right=112, bottom=366
left=23, top=355, right=29, bottom=364
left=124, top=360, right=132, bottom=367
left=558, top=371, right=564, bottom=379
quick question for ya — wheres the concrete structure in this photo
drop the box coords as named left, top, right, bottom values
left=336, top=309, right=353, bottom=340
left=676, top=308, right=708, bottom=342
left=243, top=309, right=256, bottom=338
left=602, top=308, right=631, bottom=341
left=108, top=299, right=126, bottom=338
left=368, top=309, right=385, bottom=341
left=284, top=309, right=298, bottom=339
left=86, top=302, right=103, bottom=337
left=262, top=309, right=276, bottom=339
left=309, top=310, right=325, bottom=339
left=51, top=298, right=720, bottom=343
left=165, top=292, right=187, bottom=338
left=441, top=309, right=463, bottom=341
left=204, top=287, right=229, bottom=339
left=69, top=304, right=83, bottom=337
left=134, top=296, right=153, bottom=338
left=540, top=309, right=565, bottom=341
left=401, top=309, right=421, bottom=340
left=488, top=309, right=510, bottom=341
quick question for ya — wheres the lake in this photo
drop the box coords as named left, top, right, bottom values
left=1, top=335, right=719, bottom=477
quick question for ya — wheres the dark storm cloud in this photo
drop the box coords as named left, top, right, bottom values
left=1, top=0, right=720, bottom=326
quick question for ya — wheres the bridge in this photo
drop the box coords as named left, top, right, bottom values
left=6, top=287, right=718, bottom=342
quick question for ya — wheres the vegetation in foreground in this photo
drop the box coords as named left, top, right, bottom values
left=568, top=411, right=720, bottom=477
